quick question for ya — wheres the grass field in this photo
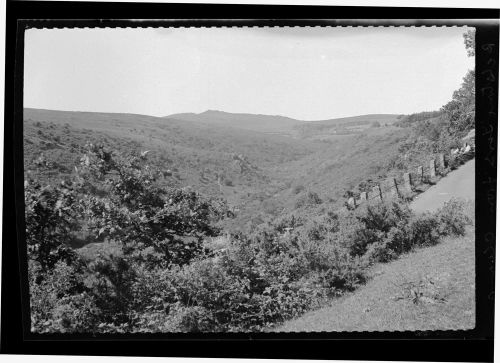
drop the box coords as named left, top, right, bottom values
left=274, top=223, right=475, bottom=332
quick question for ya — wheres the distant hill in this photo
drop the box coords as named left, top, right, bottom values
left=165, top=110, right=302, bottom=136
left=294, top=114, right=402, bottom=139
left=305, top=114, right=402, bottom=126
left=165, top=110, right=402, bottom=138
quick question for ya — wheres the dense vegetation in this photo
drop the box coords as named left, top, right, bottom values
left=25, top=30, right=475, bottom=333
left=27, top=143, right=472, bottom=332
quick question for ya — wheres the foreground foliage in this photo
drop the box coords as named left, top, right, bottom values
left=26, top=144, right=472, bottom=332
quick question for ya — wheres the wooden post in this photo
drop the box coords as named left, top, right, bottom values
left=429, top=159, right=436, bottom=179
left=360, top=192, right=368, bottom=202
left=372, top=185, right=383, bottom=201
left=347, top=197, right=357, bottom=209
left=417, top=166, right=424, bottom=184
left=403, top=172, right=413, bottom=193
left=438, top=153, right=446, bottom=169
left=387, top=178, right=399, bottom=198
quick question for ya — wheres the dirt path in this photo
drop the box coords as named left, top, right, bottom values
left=411, top=159, right=475, bottom=213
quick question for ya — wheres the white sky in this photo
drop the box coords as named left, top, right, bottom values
left=24, top=26, right=474, bottom=120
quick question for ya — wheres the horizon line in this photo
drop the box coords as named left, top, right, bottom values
left=23, top=106, right=415, bottom=123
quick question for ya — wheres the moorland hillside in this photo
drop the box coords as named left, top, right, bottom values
left=24, top=108, right=412, bottom=231
left=165, top=109, right=402, bottom=140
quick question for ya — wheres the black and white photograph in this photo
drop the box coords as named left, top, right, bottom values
left=1, top=0, right=498, bottom=359
left=19, top=23, right=481, bottom=334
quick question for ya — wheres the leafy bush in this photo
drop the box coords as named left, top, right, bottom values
left=29, top=260, right=100, bottom=333
left=435, top=199, right=472, bottom=236
left=295, top=190, right=323, bottom=209
left=362, top=199, right=471, bottom=265
left=24, top=180, right=80, bottom=275
left=336, top=201, right=412, bottom=257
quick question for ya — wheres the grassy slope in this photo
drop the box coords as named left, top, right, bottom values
left=275, top=225, right=475, bottom=332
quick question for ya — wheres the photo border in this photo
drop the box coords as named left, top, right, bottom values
left=2, top=1, right=497, bottom=360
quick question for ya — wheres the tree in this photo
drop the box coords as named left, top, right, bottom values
left=463, top=29, right=475, bottom=57
left=441, top=69, right=475, bottom=136
left=440, top=30, right=475, bottom=137
left=26, top=143, right=231, bottom=332
left=78, top=143, right=228, bottom=268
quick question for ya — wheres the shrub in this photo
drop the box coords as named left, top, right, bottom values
left=434, top=199, right=472, bottom=236
left=312, top=239, right=366, bottom=293
left=337, top=201, right=412, bottom=257
left=24, top=180, right=80, bottom=275
left=84, top=254, right=137, bottom=327
left=408, top=214, right=441, bottom=247
left=295, top=190, right=322, bottom=208
left=160, top=304, right=216, bottom=332
left=363, top=239, right=397, bottom=263
left=362, top=198, right=472, bottom=265
left=29, top=261, right=100, bottom=333
left=168, top=257, right=262, bottom=331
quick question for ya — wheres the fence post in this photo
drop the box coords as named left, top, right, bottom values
left=387, top=178, right=399, bottom=198
left=372, top=185, right=383, bottom=201
left=403, top=172, right=413, bottom=193
left=429, top=159, right=436, bottom=179
left=438, top=153, right=446, bottom=169
left=360, top=192, right=368, bottom=202
left=347, top=197, right=357, bottom=209
left=417, top=165, right=424, bottom=184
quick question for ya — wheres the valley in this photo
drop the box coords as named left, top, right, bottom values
left=24, top=107, right=409, bottom=233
